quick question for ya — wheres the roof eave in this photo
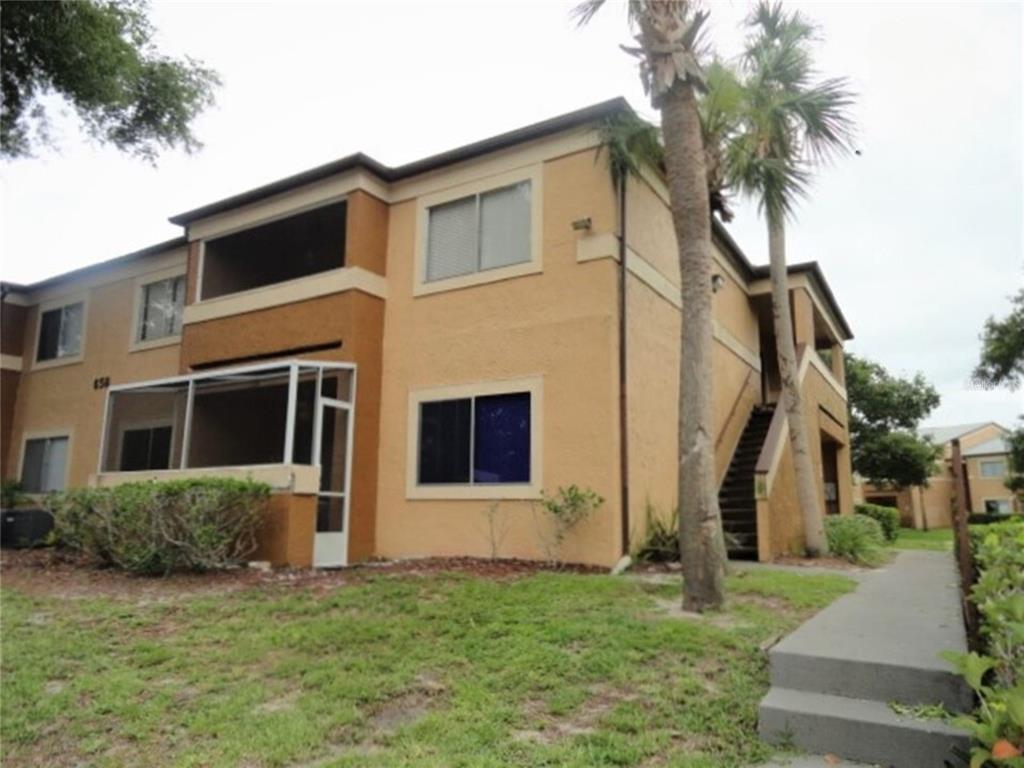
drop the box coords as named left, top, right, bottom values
left=168, top=97, right=634, bottom=228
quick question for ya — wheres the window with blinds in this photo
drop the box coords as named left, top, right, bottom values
left=138, top=275, right=185, bottom=341
left=425, top=181, right=531, bottom=282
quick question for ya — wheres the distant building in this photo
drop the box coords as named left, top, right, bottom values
left=860, top=422, right=1018, bottom=528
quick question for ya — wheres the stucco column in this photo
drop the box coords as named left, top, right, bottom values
left=791, top=288, right=816, bottom=347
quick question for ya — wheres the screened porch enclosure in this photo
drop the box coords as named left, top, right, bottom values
left=97, top=360, right=356, bottom=566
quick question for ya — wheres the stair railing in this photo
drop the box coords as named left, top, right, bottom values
left=716, top=369, right=757, bottom=487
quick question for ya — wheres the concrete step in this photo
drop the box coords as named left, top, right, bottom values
left=758, top=687, right=968, bottom=768
left=766, top=551, right=973, bottom=713
left=770, top=648, right=973, bottom=712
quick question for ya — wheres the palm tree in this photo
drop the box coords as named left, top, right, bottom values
left=724, top=0, right=855, bottom=555
left=575, top=0, right=728, bottom=610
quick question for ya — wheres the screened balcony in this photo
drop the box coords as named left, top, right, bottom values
left=95, top=360, right=357, bottom=565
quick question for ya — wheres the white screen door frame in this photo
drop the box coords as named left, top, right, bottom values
left=312, top=385, right=356, bottom=568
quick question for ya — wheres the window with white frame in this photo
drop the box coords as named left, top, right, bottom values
left=984, top=499, right=1012, bottom=515
left=20, top=436, right=69, bottom=492
left=36, top=302, right=84, bottom=362
left=137, top=275, right=185, bottom=342
left=425, top=181, right=531, bottom=282
left=979, top=459, right=1006, bottom=478
left=417, top=391, right=531, bottom=485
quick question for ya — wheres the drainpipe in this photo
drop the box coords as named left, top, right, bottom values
left=617, top=174, right=630, bottom=556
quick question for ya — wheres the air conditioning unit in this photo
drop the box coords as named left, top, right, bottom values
left=0, top=508, right=54, bottom=548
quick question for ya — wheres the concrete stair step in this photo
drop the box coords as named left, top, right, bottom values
left=770, top=649, right=973, bottom=712
left=758, top=687, right=968, bottom=768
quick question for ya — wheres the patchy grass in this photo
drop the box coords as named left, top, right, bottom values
left=891, top=527, right=954, bottom=551
left=1, top=564, right=855, bottom=767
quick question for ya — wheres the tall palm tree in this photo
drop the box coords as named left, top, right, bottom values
left=575, top=0, right=727, bottom=610
left=724, top=0, right=855, bottom=555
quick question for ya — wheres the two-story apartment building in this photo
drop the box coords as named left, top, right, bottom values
left=861, top=422, right=1019, bottom=529
left=0, top=99, right=855, bottom=568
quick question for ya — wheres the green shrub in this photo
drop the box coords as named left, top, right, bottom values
left=49, top=478, right=270, bottom=575
left=855, top=503, right=900, bottom=542
left=634, top=502, right=679, bottom=563
left=824, top=515, right=885, bottom=566
left=534, top=485, right=603, bottom=565
left=1, top=479, right=28, bottom=509
left=969, top=519, right=1024, bottom=689
left=944, top=519, right=1024, bottom=766
left=968, top=512, right=1022, bottom=526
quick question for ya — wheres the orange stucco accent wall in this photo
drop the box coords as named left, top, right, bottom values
left=180, top=290, right=384, bottom=562
left=251, top=493, right=316, bottom=567
left=345, top=190, right=389, bottom=276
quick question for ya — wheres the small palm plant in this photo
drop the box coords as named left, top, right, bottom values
left=720, top=0, right=856, bottom=555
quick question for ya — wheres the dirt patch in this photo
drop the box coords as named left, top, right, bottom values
left=769, top=555, right=870, bottom=571
left=647, top=596, right=747, bottom=629
left=0, top=549, right=606, bottom=603
left=254, top=690, right=299, bottom=715
left=512, top=685, right=637, bottom=744
left=369, top=673, right=447, bottom=736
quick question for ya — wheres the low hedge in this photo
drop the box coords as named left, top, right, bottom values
left=855, top=503, right=900, bottom=542
left=968, top=512, right=1022, bottom=526
left=944, top=518, right=1024, bottom=766
left=48, top=478, right=270, bottom=575
left=969, top=519, right=1024, bottom=689
left=824, top=514, right=885, bottom=566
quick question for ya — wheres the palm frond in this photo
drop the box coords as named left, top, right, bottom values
left=597, top=112, right=664, bottom=187
left=570, top=0, right=607, bottom=28
left=722, top=0, right=856, bottom=221
left=783, top=76, right=856, bottom=163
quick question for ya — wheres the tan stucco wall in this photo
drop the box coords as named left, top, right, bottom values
left=965, top=455, right=1017, bottom=514
left=766, top=445, right=805, bottom=556
left=4, top=277, right=183, bottom=488
left=620, top=173, right=762, bottom=553
left=862, top=424, right=1015, bottom=530
left=374, top=148, right=624, bottom=567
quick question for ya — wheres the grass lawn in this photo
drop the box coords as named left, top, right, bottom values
left=890, top=527, right=954, bottom=551
left=1, top=562, right=855, bottom=768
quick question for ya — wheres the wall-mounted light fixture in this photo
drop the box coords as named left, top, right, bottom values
left=571, top=217, right=592, bottom=231
left=711, top=273, right=726, bottom=293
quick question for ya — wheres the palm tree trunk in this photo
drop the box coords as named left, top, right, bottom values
left=767, top=215, right=828, bottom=555
left=661, top=81, right=728, bottom=611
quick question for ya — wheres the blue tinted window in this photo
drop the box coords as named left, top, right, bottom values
left=473, top=392, right=530, bottom=483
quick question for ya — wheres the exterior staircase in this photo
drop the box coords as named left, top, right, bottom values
left=719, top=404, right=775, bottom=560
left=758, top=551, right=972, bottom=767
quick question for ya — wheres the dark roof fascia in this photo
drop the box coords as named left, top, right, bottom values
left=751, top=260, right=854, bottom=340
left=3, top=236, right=187, bottom=297
left=168, top=98, right=633, bottom=227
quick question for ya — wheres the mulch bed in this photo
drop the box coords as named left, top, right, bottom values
left=0, top=547, right=606, bottom=601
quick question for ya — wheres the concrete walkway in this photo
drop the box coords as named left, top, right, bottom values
left=758, top=550, right=971, bottom=768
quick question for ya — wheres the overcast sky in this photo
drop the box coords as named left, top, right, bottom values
left=1, top=1, right=1021, bottom=428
